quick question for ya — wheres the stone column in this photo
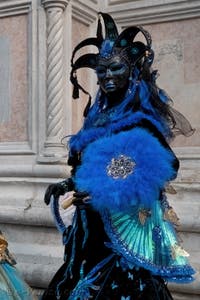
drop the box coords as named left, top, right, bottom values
left=42, top=0, right=69, bottom=158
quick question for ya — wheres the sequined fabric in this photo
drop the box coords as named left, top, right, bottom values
left=42, top=207, right=174, bottom=300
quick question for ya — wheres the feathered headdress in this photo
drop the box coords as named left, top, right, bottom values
left=70, top=12, right=154, bottom=116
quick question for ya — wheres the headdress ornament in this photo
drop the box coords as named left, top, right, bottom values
left=70, top=12, right=154, bottom=116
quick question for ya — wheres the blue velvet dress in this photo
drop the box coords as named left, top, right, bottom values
left=42, top=82, right=195, bottom=299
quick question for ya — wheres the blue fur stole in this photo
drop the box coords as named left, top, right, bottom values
left=69, top=111, right=170, bottom=154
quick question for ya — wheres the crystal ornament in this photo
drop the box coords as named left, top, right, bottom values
left=107, top=155, right=135, bottom=179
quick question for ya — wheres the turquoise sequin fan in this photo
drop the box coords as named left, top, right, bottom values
left=101, top=200, right=195, bottom=283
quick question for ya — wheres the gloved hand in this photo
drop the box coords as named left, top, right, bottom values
left=61, top=191, right=90, bottom=210
left=44, top=178, right=74, bottom=205
left=72, top=191, right=90, bottom=208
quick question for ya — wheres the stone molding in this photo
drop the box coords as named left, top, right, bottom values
left=71, top=0, right=99, bottom=25
left=105, top=0, right=200, bottom=26
left=69, top=0, right=200, bottom=26
left=174, top=147, right=200, bottom=160
left=0, top=146, right=199, bottom=176
left=0, top=142, right=35, bottom=155
left=172, top=293, right=200, bottom=300
left=0, top=185, right=199, bottom=231
left=0, top=0, right=31, bottom=17
left=0, top=157, right=70, bottom=176
left=42, top=0, right=69, bottom=9
left=170, top=279, right=200, bottom=296
left=0, top=170, right=199, bottom=229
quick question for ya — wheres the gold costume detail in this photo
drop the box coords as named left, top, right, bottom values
left=164, top=207, right=180, bottom=226
left=0, top=233, right=16, bottom=265
left=171, top=243, right=190, bottom=260
left=165, top=184, right=177, bottom=194
left=138, top=209, right=151, bottom=225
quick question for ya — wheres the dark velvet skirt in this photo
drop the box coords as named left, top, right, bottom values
left=41, top=207, right=173, bottom=300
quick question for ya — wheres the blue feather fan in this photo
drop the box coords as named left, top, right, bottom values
left=74, top=127, right=176, bottom=212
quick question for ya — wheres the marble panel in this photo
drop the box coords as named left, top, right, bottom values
left=145, top=18, right=200, bottom=147
left=0, top=36, right=10, bottom=123
left=71, top=18, right=90, bottom=134
left=0, top=14, right=28, bottom=142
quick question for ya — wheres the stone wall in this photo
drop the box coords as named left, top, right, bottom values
left=0, top=1, right=199, bottom=299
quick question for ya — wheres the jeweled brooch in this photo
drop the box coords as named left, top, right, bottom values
left=107, top=155, right=136, bottom=179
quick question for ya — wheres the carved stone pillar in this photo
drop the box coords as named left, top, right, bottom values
left=42, top=0, right=69, bottom=157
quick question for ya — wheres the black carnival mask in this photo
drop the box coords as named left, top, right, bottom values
left=96, top=55, right=130, bottom=94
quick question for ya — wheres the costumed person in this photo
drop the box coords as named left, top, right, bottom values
left=0, top=230, right=36, bottom=300
left=42, top=13, right=195, bottom=300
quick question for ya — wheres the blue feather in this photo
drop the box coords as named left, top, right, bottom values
left=69, top=73, right=172, bottom=155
